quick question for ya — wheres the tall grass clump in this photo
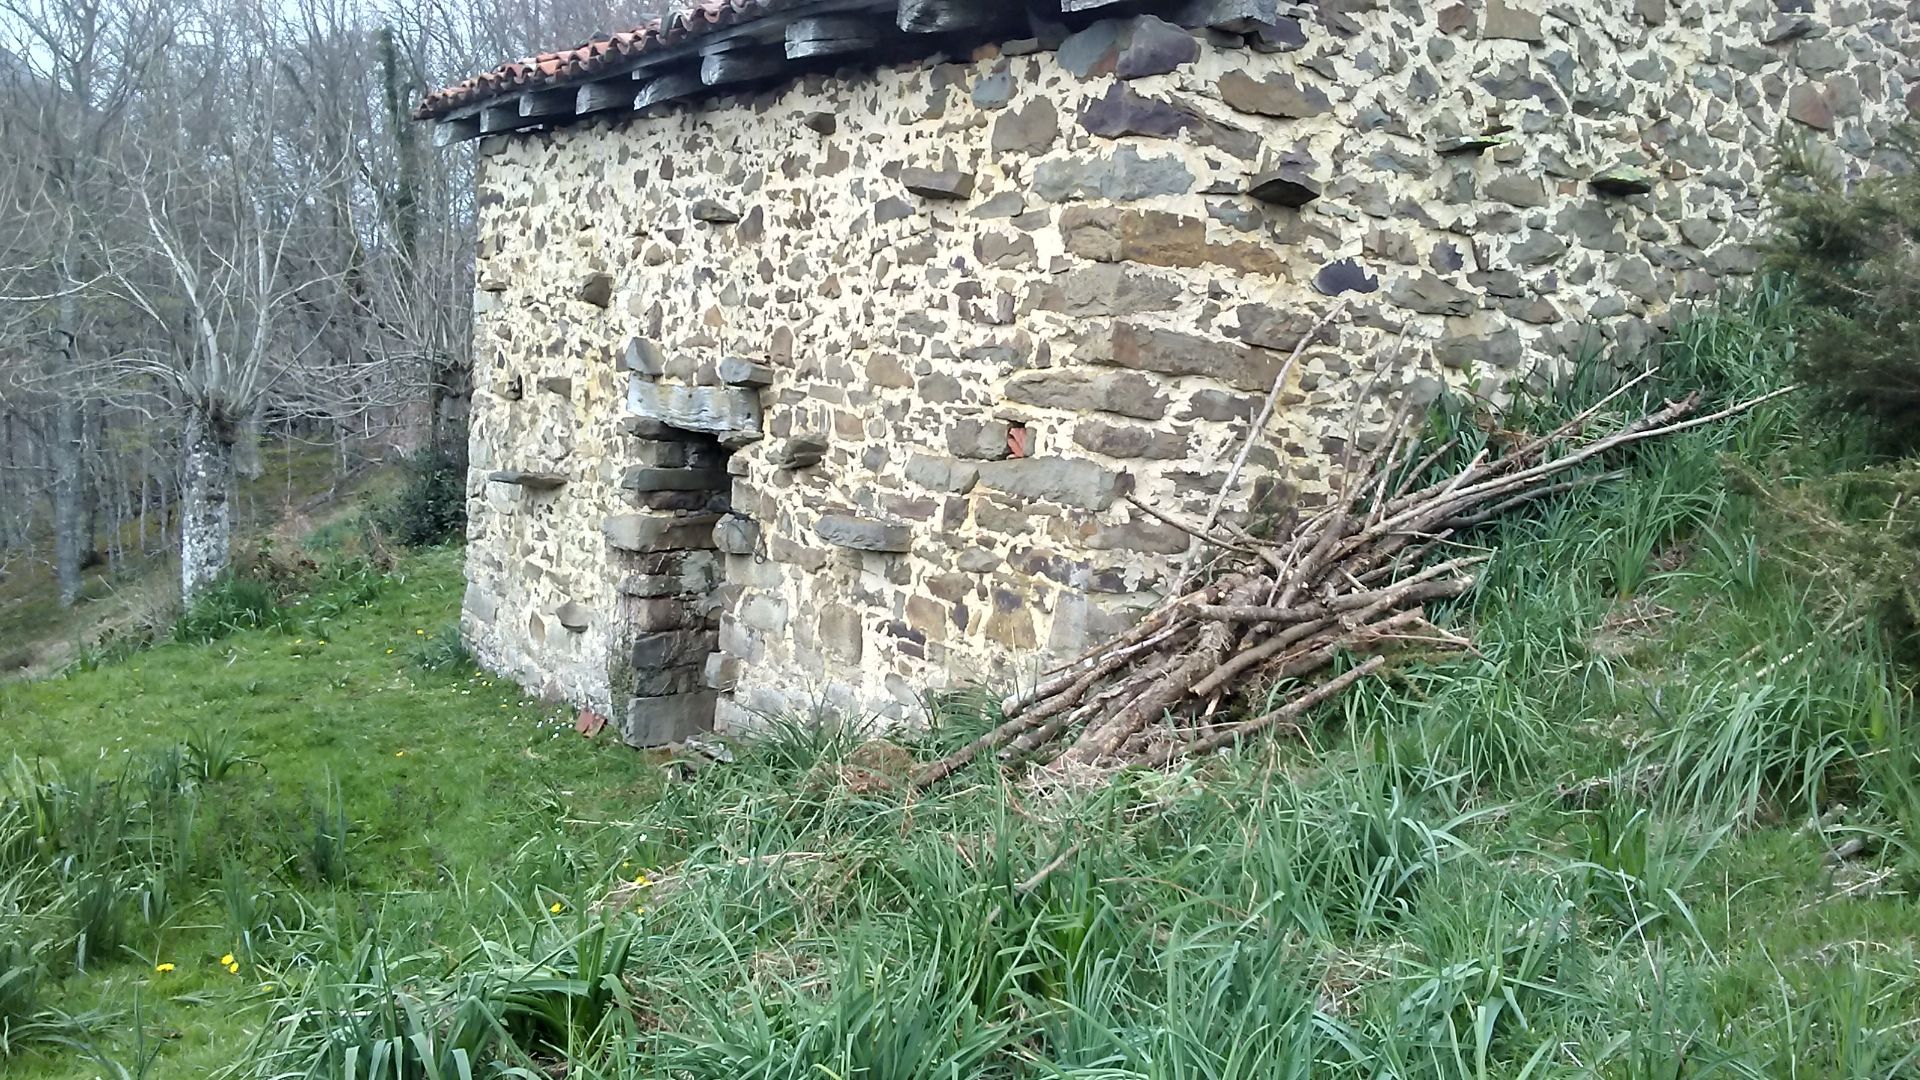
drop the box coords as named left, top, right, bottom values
left=172, top=574, right=291, bottom=644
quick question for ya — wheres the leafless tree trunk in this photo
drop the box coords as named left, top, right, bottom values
left=178, top=409, right=234, bottom=596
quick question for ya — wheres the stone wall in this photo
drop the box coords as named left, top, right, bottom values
left=461, top=0, right=1917, bottom=743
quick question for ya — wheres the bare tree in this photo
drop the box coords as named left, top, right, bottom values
left=0, top=0, right=170, bottom=604
left=0, top=0, right=672, bottom=612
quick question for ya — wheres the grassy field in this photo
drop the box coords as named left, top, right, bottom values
left=0, top=440, right=392, bottom=677
left=5, top=289, right=1920, bottom=1077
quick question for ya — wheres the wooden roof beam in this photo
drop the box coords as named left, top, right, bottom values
left=700, top=47, right=789, bottom=87
left=518, top=87, right=576, bottom=122
left=786, top=14, right=888, bottom=58
left=634, top=71, right=705, bottom=110
left=433, top=115, right=482, bottom=145
left=479, top=102, right=523, bottom=134
left=577, top=81, right=637, bottom=115
left=897, top=0, right=998, bottom=32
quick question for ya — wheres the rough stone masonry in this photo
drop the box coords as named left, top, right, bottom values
left=445, top=0, right=1918, bottom=747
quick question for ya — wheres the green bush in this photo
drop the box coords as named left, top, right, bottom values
left=376, top=451, right=467, bottom=548
left=173, top=574, right=291, bottom=644
left=1767, top=129, right=1920, bottom=447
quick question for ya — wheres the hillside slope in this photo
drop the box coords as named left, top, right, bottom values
left=3, top=293, right=1919, bottom=1078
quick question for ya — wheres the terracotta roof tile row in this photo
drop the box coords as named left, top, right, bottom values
left=415, top=0, right=805, bottom=120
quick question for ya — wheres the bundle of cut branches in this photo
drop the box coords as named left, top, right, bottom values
left=914, top=371, right=1791, bottom=789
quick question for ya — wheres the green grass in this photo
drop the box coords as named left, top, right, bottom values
left=0, top=546, right=657, bottom=1078
left=5, top=286, right=1920, bottom=1077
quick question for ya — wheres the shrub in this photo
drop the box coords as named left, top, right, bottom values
left=173, top=574, right=290, bottom=644
left=375, top=451, right=467, bottom=548
left=1766, top=128, right=1920, bottom=448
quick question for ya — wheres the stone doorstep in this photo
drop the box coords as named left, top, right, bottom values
left=622, top=690, right=717, bottom=748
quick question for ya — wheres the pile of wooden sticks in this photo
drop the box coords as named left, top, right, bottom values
left=913, top=372, right=1790, bottom=789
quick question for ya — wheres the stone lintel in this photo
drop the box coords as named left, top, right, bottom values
left=627, top=379, right=763, bottom=440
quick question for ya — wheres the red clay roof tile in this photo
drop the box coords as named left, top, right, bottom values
left=415, top=0, right=802, bottom=120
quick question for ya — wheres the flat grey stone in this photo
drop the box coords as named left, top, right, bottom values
left=631, top=629, right=717, bottom=670
left=623, top=691, right=716, bottom=748
left=904, top=454, right=980, bottom=494
left=713, top=515, right=760, bottom=555
left=605, top=512, right=723, bottom=552
left=576, top=272, right=613, bottom=308
left=621, top=466, right=728, bottom=492
left=718, top=356, right=774, bottom=386
left=900, top=166, right=976, bottom=200
left=814, top=514, right=911, bottom=553
left=976, top=457, right=1122, bottom=511
left=691, top=199, right=740, bottom=223
left=554, top=602, right=590, bottom=632
left=488, top=470, right=567, bottom=490
left=775, top=435, right=829, bottom=469
left=1035, top=146, right=1194, bottom=202
left=623, top=337, right=665, bottom=375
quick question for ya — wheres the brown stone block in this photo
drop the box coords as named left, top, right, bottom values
left=1072, top=419, right=1189, bottom=460
left=604, top=512, right=723, bottom=552
left=631, top=599, right=690, bottom=632
left=818, top=605, right=863, bottom=661
left=1096, top=322, right=1289, bottom=394
left=631, top=630, right=717, bottom=670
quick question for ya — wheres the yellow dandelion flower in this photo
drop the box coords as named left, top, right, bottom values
left=549, top=901, right=564, bottom=914
left=395, top=751, right=406, bottom=757
left=634, top=874, right=651, bottom=887
left=293, top=639, right=304, bottom=645
left=415, top=629, right=426, bottom=636
left=386, top=648, right=394, bottom=655
left=227, top=961, right=240, bottom=974
left=261, top=983, right=275, bottom=992
left=220, top=953, right=235, bottom=966
left=318, top=640, right=327, bottom=646
left=155, top=962, right=175, bottom=973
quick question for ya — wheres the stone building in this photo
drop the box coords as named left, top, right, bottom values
left=418, top=0, right=1916, bottom=746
